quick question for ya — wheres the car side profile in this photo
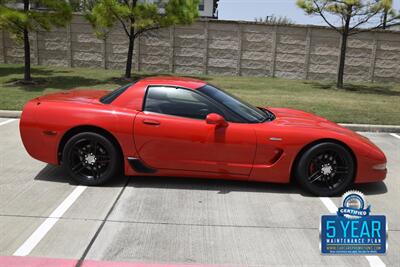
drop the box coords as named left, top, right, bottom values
left=19, top=76, right=387, bottom=196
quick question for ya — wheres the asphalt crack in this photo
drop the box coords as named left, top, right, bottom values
left=75, top=177, right=130, bottom=267
left=1, top=214, right=399, bottom=232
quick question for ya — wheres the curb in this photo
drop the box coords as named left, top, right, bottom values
left=339, top=123, right=400, bottom=133
left=0, top=110, right=22, bottom=118
left=0, top=110, right=399, bottom=133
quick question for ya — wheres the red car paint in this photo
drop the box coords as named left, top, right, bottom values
left=19, top=76, right=387, bottom=184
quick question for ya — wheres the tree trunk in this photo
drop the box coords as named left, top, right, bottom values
left=23, top=28, right=31, bottom=82
left=337, top=12, right=351, bottom=89
left=382, top=11, right=388, bottom=29
left=23, top=0, right=31, bottom=82
left=337, top=33, right=348, bottom=89
left=125, top=26, right=135, bottom=79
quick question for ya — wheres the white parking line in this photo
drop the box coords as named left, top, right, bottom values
left=319, top=197, right=337, bottom=213
left=13, top=186, right=87, bottom=256
left=0, top=119, right=16, bottom=126
left=365, top=256, right=386, bottom=267
left=319, top=197, right=386, bottom=267
left=390, top=133, right=400, bottom=140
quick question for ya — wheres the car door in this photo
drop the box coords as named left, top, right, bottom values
left=133, top=86, right=257, bottom=175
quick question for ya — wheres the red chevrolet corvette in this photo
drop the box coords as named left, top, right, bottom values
left=20, top=76, right=386, bottom=196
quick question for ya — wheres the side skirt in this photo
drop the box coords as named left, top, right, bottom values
left=127, top=157, right=157, bottom=174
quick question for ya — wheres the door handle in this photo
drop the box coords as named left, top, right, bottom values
left=143, top=119, right=160, bottom=126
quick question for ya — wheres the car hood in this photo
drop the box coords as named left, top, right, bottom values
left=269, top=107, right=330, bottom=124
left=268, top=107, right=363, bottom=137
left=267, top=107, right=385, bottom=161
left=36, top=90, right=109, bottom=104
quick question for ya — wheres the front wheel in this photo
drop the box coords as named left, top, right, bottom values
left=62, top=132, right=121, bottom=185
left=295, top=142, right=355, bottom=196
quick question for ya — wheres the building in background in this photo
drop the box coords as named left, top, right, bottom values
left=198, top=0, right=219, bottom=18
left=152, top=0, right=219, bottom=18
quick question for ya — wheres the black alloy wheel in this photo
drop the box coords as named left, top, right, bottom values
left=295, top=142, right=355, bottom=196
left=63, top=132, right=121, bottom=185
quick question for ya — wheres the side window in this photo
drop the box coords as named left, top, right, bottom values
left=199, top=0, right=204, bottom=11
left=144, top=86, right=225, bottom=120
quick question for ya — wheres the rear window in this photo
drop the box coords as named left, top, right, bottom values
left=100, top=82, right=135, bottom=104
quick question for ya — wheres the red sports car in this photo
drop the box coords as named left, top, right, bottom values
left=20, top=76, right=387, bottom=196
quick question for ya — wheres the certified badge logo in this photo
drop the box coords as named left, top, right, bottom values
left=337, top=191, right=370, bottom=219
left=320, top=190, right=387, bottom=254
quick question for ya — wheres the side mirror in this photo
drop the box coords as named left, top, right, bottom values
left=206, top=113, right=228, bottom=127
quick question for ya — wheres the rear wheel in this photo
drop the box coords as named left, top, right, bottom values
left=295, top=142, right=355, bottom=196
left=62, top=132, right=120, bottom=185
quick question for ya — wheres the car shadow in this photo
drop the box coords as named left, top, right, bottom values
left=34, top=164, right=388, bottom=197
left=129, top=175, right=304, bottom=195
left=34, top=164, right=77, bottom=185
left=349, top=182, right=388, bottom=195
left=34, top=164, right=127, bottom=187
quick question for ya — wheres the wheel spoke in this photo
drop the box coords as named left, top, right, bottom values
left=72, top=162, right=85, bottom=173
left=72, top=148, right=82, bottom=158
left=96, top=154, right=109, bottom=160
left=90, top=140, right=98, bottom=154
left=335, top=166, right=349, bottom=174
left=308, top=171, right=322, bottom=183
left=90, top=168, right=97, bottom=179
left=95, top=167, right=102, bottom=179
left=313, top=156, right=324, bottom=166
left=325, top=179, right=334, bottom=190
left=96, top=153, right=109, bottom=164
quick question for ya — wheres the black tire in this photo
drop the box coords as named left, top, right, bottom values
left=295, top=142, right=355, bottom=196
left=62, top=132, right=121, bottom=185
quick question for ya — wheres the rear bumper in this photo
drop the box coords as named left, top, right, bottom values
left=20, top=100, right=59, bottom=165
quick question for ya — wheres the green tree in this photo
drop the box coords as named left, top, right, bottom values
left=381, top=0, right=393, bottom=29
left=297, top=0, right=399, bottom=88
left=0, top=0, right=72, bottom=82
left=85, top=0, right=199, bottom=79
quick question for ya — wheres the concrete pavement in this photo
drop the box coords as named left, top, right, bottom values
left=0, top=118, right=399, bottom=267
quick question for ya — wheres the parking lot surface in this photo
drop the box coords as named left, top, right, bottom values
left=0, top=118, right=399, bottom=267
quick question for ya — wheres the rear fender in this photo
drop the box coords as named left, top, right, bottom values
left=20, top=100, right=139, bottom=167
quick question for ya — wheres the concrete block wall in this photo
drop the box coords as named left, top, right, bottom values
left=1, top=14, right=400, bottom=83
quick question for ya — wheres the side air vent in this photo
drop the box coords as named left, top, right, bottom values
left=127, top=157, right=157, bottom=173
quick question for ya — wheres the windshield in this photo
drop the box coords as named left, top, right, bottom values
left=198, top=84, right=269, bottom=123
